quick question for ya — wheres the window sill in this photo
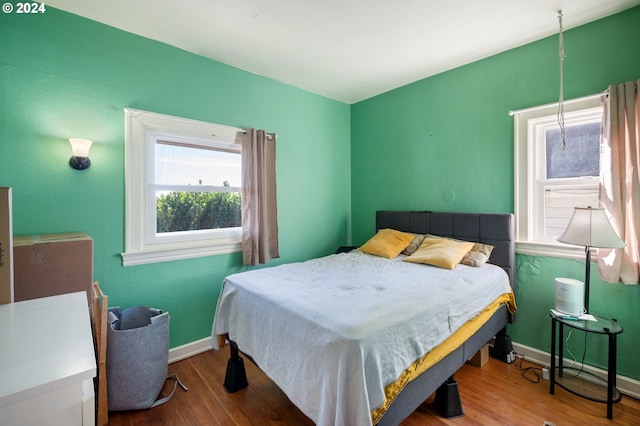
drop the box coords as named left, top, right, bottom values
left=516, top=241, right=593, bottom=261
left=121, top=241, right=241, bottom=266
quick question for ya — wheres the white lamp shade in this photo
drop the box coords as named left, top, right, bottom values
left=69, top=138, right=93, bottom=157
left=557, top=207, right=625, bottom=248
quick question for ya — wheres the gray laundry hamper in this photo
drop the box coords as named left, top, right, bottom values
left=106, top=306, right=187, bottom=411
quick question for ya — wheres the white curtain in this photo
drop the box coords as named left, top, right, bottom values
left=598, top=80, right=640, bottom=284
left=239, top=129, right=279, bottom=266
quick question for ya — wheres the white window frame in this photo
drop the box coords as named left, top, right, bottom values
left=514, top=94, right=603, bottom=259
left=122, top=108, right=243, bottom=266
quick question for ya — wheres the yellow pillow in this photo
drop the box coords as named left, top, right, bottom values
left=404, top=236, right=474, bottom=269
left=359, top=229, right=415, bottom=258
left=424, top=234, right=494, bottom=267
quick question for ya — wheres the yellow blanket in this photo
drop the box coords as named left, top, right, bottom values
left=371, top=292, right=517, bottom=424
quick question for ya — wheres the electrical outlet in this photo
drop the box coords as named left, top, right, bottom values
left=542, top=367, right=550, bottom=380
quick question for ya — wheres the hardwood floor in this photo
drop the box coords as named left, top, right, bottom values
left=107, top=348, right=640, bottom=425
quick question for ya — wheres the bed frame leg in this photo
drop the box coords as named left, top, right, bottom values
left=223, top=342, right=249, bottom=393
left=433, top=376, right=464, bottom=419
left=491, top=327, right=515, bottom=364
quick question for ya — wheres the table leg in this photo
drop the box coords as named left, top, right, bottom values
left=607, top=333, right=617, bottom=420
left=558, top=322, right=564, bottom=376
left=550, top=317, right=556, bottom=394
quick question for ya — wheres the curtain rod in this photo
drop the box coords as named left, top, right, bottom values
left=508, top=91, right=607, bottom=116
left=238, top=129, right=275, bottom=139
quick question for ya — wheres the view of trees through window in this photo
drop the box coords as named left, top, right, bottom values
left=156, top=181, right=241, bottom=233
left=124, top=108, right=245, bottom=265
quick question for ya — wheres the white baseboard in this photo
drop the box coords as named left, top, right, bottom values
left=167, top=338, right=640, bottom=401
left=512, top=341, right=640, bottom=400
left=168, top=337, right=213, bottom=364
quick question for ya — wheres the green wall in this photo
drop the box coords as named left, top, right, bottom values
left=351, top=7, right=640, bottom=380
left=0, top=8, right=351, bottom=347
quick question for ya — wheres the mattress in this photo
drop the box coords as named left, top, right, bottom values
left=211, top=250, right=515, bottom=425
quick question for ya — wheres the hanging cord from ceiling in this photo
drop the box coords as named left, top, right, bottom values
left=557, top=10, right=567, bottom=153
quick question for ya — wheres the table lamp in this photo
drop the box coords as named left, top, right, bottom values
left=557, top=207, right=625, bottom=313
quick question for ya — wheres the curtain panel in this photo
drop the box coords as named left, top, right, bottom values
left=239, top=129, right=279, bottom=266
left=599, top=80, right=640, bottom=284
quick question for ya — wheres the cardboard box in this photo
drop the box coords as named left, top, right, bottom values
left=0, top=187, right=13, bottom=304
left=468, top=344, right=489, bottom=367
left=13, top=232, right=93, bottom=305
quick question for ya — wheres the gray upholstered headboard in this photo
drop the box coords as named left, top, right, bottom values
left=376, top=210, right=516, bottom=291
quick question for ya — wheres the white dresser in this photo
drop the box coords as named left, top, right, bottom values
left=0, top=292, right=96, bottom=426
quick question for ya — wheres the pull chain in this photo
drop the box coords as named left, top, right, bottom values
left=558, top=11, right=567, bottom=153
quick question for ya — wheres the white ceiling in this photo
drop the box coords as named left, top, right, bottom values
left=44, top=0, right=640, bottom=104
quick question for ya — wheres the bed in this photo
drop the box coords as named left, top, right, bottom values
left=211, top=210, right=516, bottom=425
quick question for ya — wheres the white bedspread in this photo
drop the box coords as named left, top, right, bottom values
left=211, top=251, right=511, bottom=425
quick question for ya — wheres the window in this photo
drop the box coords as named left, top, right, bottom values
left=122, top=108, right=243, bottom=266
left=514, top=94, right=603, bottom=257
left=152, top=140, right=241, bottom=241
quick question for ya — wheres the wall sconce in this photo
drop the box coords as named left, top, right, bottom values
left=69, top=138, right=93, bottom=170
